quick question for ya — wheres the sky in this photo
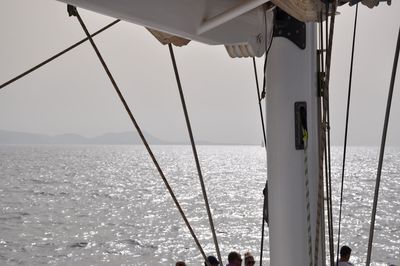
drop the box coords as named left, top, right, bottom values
left=0, top=0, right=399, bottom=145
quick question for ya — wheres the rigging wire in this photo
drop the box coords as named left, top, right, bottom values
left=336, top=3, right=359, bottom=265
left=322, top=1, right=335, bottom=263
left=260, top=32, right=274, bottom=100
left=0, top=19, right=120, bottom=90
left=325, top=92, right=335, bottom=266
left=366, top=27, right=400, bottom=266
left=318, top=9, right=334, bottom=266
left=67, top=6, right=210, bottom=264
left=314, top=11, right=326, bottom=266
left=260, top=6, right=274, bottom=100
left=252, top=58, right=268, bottom=152
left=319, top=0, right=338, bottom=263
left=319, top=7, right=335, bottom=266
left=252, top=57, right=268, bottom=266
left=256, top=7, right=273, bottom=264
left=323, top=0, right=338, bottom=97
left=167, top=43, right=223, bottom=266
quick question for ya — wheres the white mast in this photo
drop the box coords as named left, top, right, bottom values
left=53, top=1, right=327, bottom=264
left=266, top=21, right=323, bottom=265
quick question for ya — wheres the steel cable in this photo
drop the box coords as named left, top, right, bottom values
left=168, top=43, right=223, bottom=266
left=252, top=57, right=268, bottom=266
left=336, top=4, right=359, bottom=265
left=366, top=27, right=400, bottom=266
left=0, top=19, right=120, bottom=90
left=68, top=6, right=210, bottom=264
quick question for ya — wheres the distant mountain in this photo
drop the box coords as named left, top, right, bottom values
left=0, top=130, right=168, bottom=145
left=90, top=131, right=167, bottom=145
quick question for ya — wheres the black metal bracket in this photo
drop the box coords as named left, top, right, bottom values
left=273, top=8, right=306, bottom=50
left=347, top=0, right=391, bottom=6
left=295, top=102, right=307, bottom=150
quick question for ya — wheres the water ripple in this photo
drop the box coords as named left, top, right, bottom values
left=0, top=145, right=399, bottom=265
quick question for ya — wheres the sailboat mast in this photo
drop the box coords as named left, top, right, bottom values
left=266, top=18, right=324, bottom=265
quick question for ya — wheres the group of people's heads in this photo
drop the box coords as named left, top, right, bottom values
left=205, top=251, right=255, bottom=266
left=176, top=251, right=255, bottom=266
left=177, top=246, right=352, bottom=265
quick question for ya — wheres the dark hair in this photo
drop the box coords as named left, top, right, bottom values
left=205, top=255, right=220, bottom=266
left=340, top=246, right=352, bottom=257
left=228, top=251, right=241, bottom=263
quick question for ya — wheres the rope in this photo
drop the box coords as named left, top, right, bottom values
left=252, top=58, right=268, bottom=152
left=366, top=26, right=400, bottom=266
left=303, top=128, right=314, bottom=266
left=323, top=82, right=335, bottom=266
left=322, top=4, right=336, bottom=264
left=67, top=6, right=210, bottom=264
left=252, top=57, right=268, bottom=266
left=313, top=12, right=325, bottom=266
left=260, top=32, right=274, bottom=100
left=325, top=98, right=335, bottom=266
left=260, top=6, right=274, bottom=100
left=314, top=103, right=324, bottom=266
left=336, top=4, right=359, bottom=265
left=0, top=19, right=120, bottom=90
left=320, top=5, right=337, bottom=266
left=323, top=0, right=338, bottom=101
left=167, top=43, right=222, bottom=266
left=254, top=7, right=273, bottom=263
left=319, top=8, right=335, bottom=266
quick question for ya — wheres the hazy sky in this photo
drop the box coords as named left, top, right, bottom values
left=0, top=0, right=399, bottom=145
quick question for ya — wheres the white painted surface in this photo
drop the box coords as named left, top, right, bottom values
left=56, top=0, right=268, bottom=56
left=266, top=23, right=323, bottom=265
left=197, top=0, right=269, bottom=34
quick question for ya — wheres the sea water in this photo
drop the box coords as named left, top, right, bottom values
left=0, top=145, right=399, bottom=265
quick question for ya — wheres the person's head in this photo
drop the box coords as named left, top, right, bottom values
left=244, top=252, right=255, bottom=266
left=340, top=245, right=352, bottom=261
left=228, top=251, right=242, bottom=266
left=205, top=255, right=220, bottom=266
left=176, top=261, right=186, bottom=266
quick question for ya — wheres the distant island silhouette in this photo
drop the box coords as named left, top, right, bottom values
left=0, top=129, right=221, bottom=145
left=2, top=129, right=397, bottom=146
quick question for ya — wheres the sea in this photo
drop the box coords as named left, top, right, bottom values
left=0, top=145, right=399, bottom=266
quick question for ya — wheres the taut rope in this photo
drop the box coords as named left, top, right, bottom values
left=0, top=19, right=120, bottom=90
left=168, top=43, right=223, bottom=265
left=67, top=6, right=210, bottom=264
left=252, top=57, right=268, bottom=266
left=336, top=4, right=359, bottom=265
left=366, top=27, right=400, bottom=266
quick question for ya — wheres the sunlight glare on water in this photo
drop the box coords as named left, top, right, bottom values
left=0, top=145, right=399, bottom=265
